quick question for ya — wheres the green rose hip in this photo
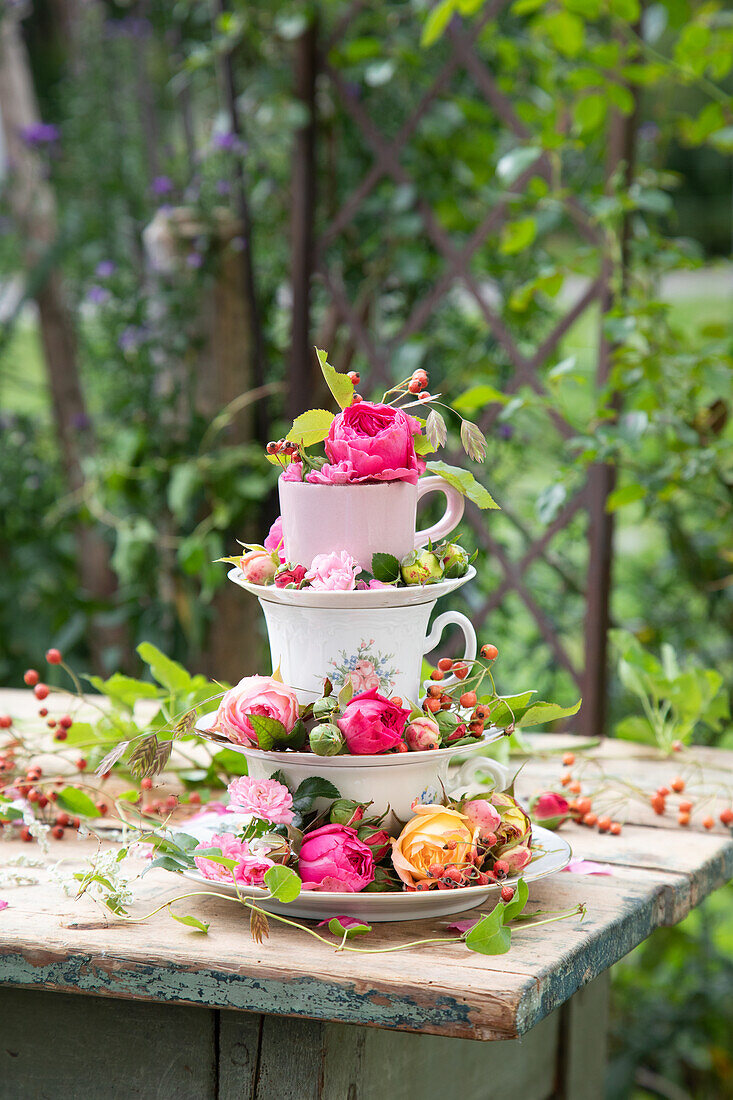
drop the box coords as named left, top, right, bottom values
left=400, top=548, right=444, bottom=585
left=309, top=722, right=345, bottom=756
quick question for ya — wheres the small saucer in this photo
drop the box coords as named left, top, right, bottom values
left=228, top=565, right=476, bottom=609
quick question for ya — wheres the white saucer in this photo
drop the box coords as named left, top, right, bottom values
left=179, top=824, right=571, bottom=922
left=228, top=565, right=476, bottom=609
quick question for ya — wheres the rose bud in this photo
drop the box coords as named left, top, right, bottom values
left=529, top=791, right=570, bottom=831
left=312, top=695, right=339, bottom=721
left=438, top=543, right=470, bottom=579
left=400, top=548, right=444, bottom=586
left=274, top=563, right=308, bottom=589
left=490, top=792, right=532, bottom=847
left=405, top=717, right=441, bottom=751
left=357, top=825, right=391, bottom=862
left=330, top=799, right=365, bottom=826
left=499, top=844, right=532, bottom=872
left=309, top=722, right=345, bottom=757
left=463, top=798, right=501, bottom=832
left=240, top=549, right=277, bottom=586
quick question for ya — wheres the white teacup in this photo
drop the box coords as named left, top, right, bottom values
left=278, top=475, right=464, bottom=571
left=253, top=589, right=476, bottom=705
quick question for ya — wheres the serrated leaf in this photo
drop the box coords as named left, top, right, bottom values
left=426, top=461, right=499, bottom=510
left=264, top=864, right=302, bottom=903
left=170, top=912, right=210, bottom=933
left=516, top=699, right=582, bottom=728
left=250, top=907, right=270, bottom=943
left=292, top=776, right=341, bottom=813
left=426, top=409, right=447, bottom=450
left=57, top=788, right=101, bottom=818
left=287, top=409, right=334, bottom=448
left=244, top=713, right=288, bottom=750
left=316, top=348, right=354, bottom=410
left=460, top=420, right=487, bottom=463
left=371, top=552, right=401, bottom=583
left=95, top=741, right=129, bottom=777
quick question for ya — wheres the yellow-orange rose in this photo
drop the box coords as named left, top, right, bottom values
left=391, top=805, right=479, bottom=887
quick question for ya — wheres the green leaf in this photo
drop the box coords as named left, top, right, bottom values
left=136, top=643, right=192, bottom=694
left=87, top=673, right=161, bottom=711
left=0, top=800, right=24, bottom=821
left=426, top=461, right=499, bottom=510
left=316, top=349, right=354, bottom=410
left=421, top=0, right=455, bottom=47
left=371, top=552, right=401, bottom=583
left=539, top=11, right=585, bottom=58
left=710, top=126, right=733, bottom=153
left=516, top=699, right=582, bottom=728
left=192, top=847, right=238, bottom=872
left=264, top=865, right=302, bottom=903
left=244, top=713, right=288, bottom=750
left=327, top=917, right=372, bottom=938
left=465, top=908, right=512, bottom=955
left=57, top=788, right=101, bottom=818
left=502, top=877, right=529, bottom=922
left=414, top=433, right=437, bottom=456
left=500, top=216, right=537, bottom=256
left=453, top=385, right=509, bottom=412
left=292, top=776, right=341, bottom=813
left=614, top=715, right=656, bottom=744
left=572, top=93, right=607, bottom=136
left=496, top=146, right=542, bottom=186
left=213, top=748, right=249, bottom=776
left=487, top=691, right=536, bottom=728
left=606, top=484, right=646, bottom=512
left=287, top=409, right=334, bottom=448
left=170, top=912, right=210, bottom=933
left=337, top=681, right=354, bottom=708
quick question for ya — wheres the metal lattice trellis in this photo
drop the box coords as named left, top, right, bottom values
left=287, top=1, right=636, bottom=735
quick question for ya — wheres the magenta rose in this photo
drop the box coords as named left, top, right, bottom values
left=324, top=401, right=425, bottom=485
left=298, top=823, right=375, bottom=891
left=216, top=674, right=300, bottom=747
left=529, top=791, right=570, bottom=830
left=337, top=688, right=410, bottom=755
left=274, top=563, right=308, bottom=588
left=264, top=517, right=286, bottom=562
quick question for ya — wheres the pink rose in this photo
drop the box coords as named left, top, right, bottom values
left=227, top=776, right=294, bottom=825
left=405, top=716, right=441, bottom=751
left=305, top=461, right=360, bottom=485
left=298, top=823, right=375, bottom=891
left=280, top=461, right=304, bottom=482
left=264, top=517, right=286, bottom=563
left=337, top=688, right=410, bottom=755
left=500, top=844, right=532, bottom=872
left=464, top=798, right=502, bottom=832
left=216, top=675, right=300, bottom=747
left=348, top=659, right=381, bottom=693
left=324, top=401, right=426, bottom=485
left=194, top=833, right=274, bottom=886
left=305, top=550, right=359, bottom=591
left=274, top=563, right=308, bottom=589
left=240, top=549, right=277, bottom=586
left=356, top=825, right=391, bottom=862
left=529, top=791, right=570, bottom=830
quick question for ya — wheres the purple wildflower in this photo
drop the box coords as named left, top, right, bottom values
left=72, top=412, right=92, bottom=431
left=498, top=423, right=514, bottom=441
left=118, top=326, right=144, bottom=352
left=86, top=285, right=110, bottom=305
left=95, top=260, right=116, bottom=278
left=215, top=179, right=231, bottom=195
left=151, top=176, right=174, bottom=196
left=212, top=131, right=246, bottom=155
left=186, top=252, right=204, bottom=269
left=230, top=236, right=246, bottom=252
left=20, top=123, right=60, bottom=147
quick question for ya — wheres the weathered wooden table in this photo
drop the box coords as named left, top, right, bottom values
left=1, top=725, right=731, bottom=1099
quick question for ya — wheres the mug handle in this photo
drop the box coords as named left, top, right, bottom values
left=449, top=756, right=513, bottom=798
left=414, top=476, right=465, bottom=549
left=422, top=610, right=477, bottom=691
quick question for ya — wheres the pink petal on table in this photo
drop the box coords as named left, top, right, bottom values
left=316, top=915, right=364, bottom=929
left=562, top=859, right=613, bottom=875
left=0, top=900, right=8, bottom=911
left=445, top=918, right=478, bottom=933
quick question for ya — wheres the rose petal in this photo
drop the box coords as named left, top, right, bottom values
left=317, top=915, right=364, bottom=929
left=562, top=859, right=613, bottom=875
left=0, top=900, right=8, bottom=911
left=444, top=918, right=477, bottom=933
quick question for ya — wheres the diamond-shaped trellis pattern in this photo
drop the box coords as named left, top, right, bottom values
left=287, top=0, right=636, bottom=733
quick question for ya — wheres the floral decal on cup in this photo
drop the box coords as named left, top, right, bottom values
left=328, top=639, right=399, bottom=696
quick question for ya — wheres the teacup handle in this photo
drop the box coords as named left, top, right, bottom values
left=422, top=610, right=476, bottom=690
left=414, top=476, right=465, bottom=549
left=449, top=756, right=512, bottom=798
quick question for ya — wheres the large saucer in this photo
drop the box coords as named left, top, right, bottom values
left=227, top=565, right=476, bottom=609
left=179, top=824, right=572, bottom=922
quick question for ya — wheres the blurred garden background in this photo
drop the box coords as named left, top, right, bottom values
left=0, top=0, right=731, bottom=1095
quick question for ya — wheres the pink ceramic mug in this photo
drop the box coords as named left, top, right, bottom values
left=278, top=476, right=464, bottom=571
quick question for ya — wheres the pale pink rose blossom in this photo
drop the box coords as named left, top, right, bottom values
left=194, top=833, right=274, bottom=886
left=216, top=674, right=300, bottom=747
left=227, top=776, right=294, bottom=825
left=305, top=460, right=360, bottom=485
left=305, top=550, right=359, bottom=591
left=280, top=461, right=304, bottom=482
left=263, top=517, right=286, bottom=563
